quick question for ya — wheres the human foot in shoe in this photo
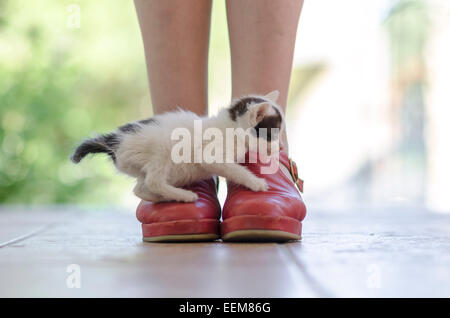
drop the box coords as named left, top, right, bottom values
left=136, top=178, right=221, bottom=242
left=221, top=150, right=306, bottom=242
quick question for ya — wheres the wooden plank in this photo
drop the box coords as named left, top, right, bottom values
left=0, top=208, right=68, bottom=246
left=1, top=207, right=448, bottom=297
left=0, top=210, right=316, bottom=297
left=290, top=208, right=450, bottom=297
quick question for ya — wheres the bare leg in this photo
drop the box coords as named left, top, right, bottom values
left=134, top=0, right=212, bottom=115
left=226, top=0, right=304, bottom=147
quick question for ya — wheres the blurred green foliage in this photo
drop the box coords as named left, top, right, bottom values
left=385, top=0, right=429, bottom=74
left=0, top=0, right=152, bottom=204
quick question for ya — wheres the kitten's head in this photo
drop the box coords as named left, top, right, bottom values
left=227, top=90, right=284, bottom=156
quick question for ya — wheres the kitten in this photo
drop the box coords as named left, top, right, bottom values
left=71, top=91, right=284, bottom=202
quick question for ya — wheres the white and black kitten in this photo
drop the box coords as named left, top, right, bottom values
left=71, top=91, right=284, bottom=202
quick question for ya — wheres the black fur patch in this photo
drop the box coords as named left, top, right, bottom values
left=71, top=117, right=157, bottom=164
left=253, top=107, right=282, bottom=141
left=71, top=133, right=120, bottom=163
left=228, top=97, right=266, bottom=121
left=139, top=118, right=158, bottom=125
left=118, top=123, right=140, bottom=133
left=118, top=118, right=157, bottom=133
left=102, top=133, right=120, bottom=150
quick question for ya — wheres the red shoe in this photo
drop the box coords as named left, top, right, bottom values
left=136, top=178, right=221, bottom=242
left=221, top=150, right=306, bottom=242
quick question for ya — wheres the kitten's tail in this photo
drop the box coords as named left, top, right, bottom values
left=70, top=133, right=119, bottom=163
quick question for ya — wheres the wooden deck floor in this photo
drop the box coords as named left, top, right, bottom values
left=0, top=206, right=449, bottom=297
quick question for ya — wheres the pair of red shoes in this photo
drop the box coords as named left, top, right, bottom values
left=136, top=150, right=306, bottom=242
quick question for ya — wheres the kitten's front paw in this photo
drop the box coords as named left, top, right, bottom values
left=181, top=192, right=199, bottom=202
left=247, top=177, right=269, bottom=192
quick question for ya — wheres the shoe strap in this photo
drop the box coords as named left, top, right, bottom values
left=279, top=152, right=304, bottom=193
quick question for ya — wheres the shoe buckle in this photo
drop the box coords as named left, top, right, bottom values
left=289, top=158, right=304, bottom=193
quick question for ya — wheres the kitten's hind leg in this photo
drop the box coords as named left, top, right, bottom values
left=148, top=182, right=199, bottom=202
left=142, top=169, right=198, bottom=202
left=164, top=184, right=198, bottom=202
left=133, top=177, right=163, bottom=202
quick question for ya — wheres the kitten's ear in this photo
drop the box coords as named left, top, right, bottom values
left=264, top=90, right=280, bottom=102
left=249, top=102, right=270, bottom=124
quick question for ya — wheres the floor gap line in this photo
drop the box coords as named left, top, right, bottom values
left=281, top=244, right=334, bottom=297
left=0, top=224, right=54, bottom=248
left=275, top=244, right=319, bottom=297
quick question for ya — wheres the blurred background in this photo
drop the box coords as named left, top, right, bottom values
left=0, top=0, right=449, bottom=213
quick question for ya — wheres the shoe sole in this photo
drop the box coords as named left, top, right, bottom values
left=221, top=215, right=302, bottom=242
left=143, top=233, right=219, bottom=243
left=222, top=229, right=300, bottom=242
left=142, top=219, right=219, bottom=243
